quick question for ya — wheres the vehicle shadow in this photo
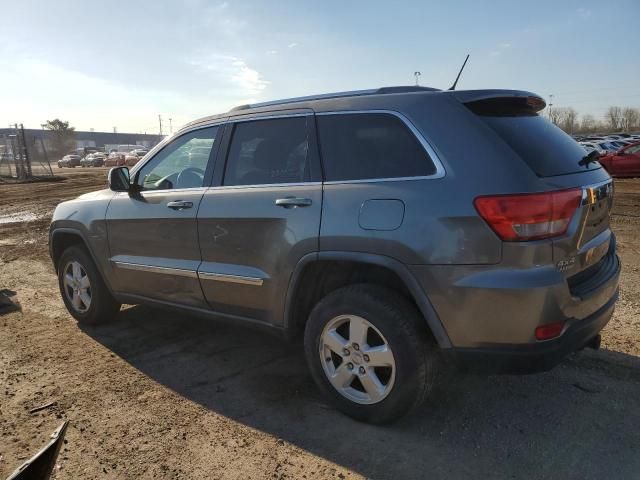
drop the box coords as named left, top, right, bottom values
left=82, top=305, right=640, bottom=480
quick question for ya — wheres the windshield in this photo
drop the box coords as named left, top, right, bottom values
left=477, top=114, right=601, bottom=177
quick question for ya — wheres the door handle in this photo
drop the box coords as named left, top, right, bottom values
left=274, top=197, right=312, bottom=208
left=167, top=200, right=193, bottom=210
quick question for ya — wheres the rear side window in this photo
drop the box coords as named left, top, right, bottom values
left=317, top=113, right=436, bottom=182
left=468, top=100, right=600, bottom=177
left=223, top=116, right=310, bottom=186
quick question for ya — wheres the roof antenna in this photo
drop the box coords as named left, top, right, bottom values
left=448, top=54, right=470, bottom=91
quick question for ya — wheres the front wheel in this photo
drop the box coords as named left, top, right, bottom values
left=304, top=284, right=438, bottom=424
left=57, top=246, right=121, bottom=325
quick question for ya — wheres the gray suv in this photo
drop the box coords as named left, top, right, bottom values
left=49, top=87, right=620, bottom=423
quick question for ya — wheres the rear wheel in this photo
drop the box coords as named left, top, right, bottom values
left=57, top=246, right=121, bottom=325
left=304, top=284, right=437, bottom=424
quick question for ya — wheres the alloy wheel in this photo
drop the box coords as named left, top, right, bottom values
left=63, top=261, right=92, bottom=313
left=319, top=315, right=396, bottom=405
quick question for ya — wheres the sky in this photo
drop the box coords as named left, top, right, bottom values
left=0, top=0, right=638, bottom=134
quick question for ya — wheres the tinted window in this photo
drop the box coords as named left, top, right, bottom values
left=223, top=117, right=310, bottom=186
left=477, top=115, right=601, bottom=177
left=137, top=126, right=218, bottom=190
left=317, top=113, right=436, bottom=182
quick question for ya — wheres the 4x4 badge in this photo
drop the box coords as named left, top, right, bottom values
left=556, top=256, right=576, bottom=272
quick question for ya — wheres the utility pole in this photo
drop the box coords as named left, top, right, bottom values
left=414, top=71, right=421, bottom=86
left=19, top=123, right=32, bottom=178
left=169, top=118, right=173, bottom=135
left=548, top=94, right=554, bottom=120
left=158, top=114, right=163, bottom=136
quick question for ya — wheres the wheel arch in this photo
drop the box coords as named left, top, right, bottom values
left=49, top=228, right=116, bottom=295
left=283, top=251, right=451, bottom=348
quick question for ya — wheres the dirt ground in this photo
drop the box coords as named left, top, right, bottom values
left=1, top=168, right=639, bottom=479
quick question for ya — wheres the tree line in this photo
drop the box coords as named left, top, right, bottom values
left=548, top=106, right=640, bottom=135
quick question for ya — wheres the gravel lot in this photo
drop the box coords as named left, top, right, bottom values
left=1, top=169, right=639, bottom=479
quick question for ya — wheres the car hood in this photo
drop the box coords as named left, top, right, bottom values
left=77, top=188, right=111, bottom=200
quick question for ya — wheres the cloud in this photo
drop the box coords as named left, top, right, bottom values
left=0, top=58, right=189, bottom=132
left=230, top=59, right=270, bottom=94
left=287, top=42, right=298, bottom=49
left=266, top=50, right=278, bottom=55
left=188, top=54, right=269, bottom=96
left=577, top=7, right=592, bottom=18
left=489, top=42, right=512, bottom=57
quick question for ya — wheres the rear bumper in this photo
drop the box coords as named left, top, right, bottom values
left=447, top=290, right=617, bottom=373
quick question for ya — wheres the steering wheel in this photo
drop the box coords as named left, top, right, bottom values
left=175, top=167, right=205, bottom=189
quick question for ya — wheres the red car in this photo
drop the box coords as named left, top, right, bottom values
left=105, top=151, right=127, bottom=167
left=599, top=142, right=640, bottom=177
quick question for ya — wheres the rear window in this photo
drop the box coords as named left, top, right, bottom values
left=317, top=113, right=436, bottom=182
left=469, top=100, right=601, bottom=177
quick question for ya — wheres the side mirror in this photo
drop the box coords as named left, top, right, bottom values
left=108, top=166, right=130, bottom=191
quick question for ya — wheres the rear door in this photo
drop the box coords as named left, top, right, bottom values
left=106, top=125, right=222, bottom=307
left=196, top=112, right=322, bottom=325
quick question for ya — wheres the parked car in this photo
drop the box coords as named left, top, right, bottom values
left=596, top=141, right=621, bottom=154
left=104, top=151, right=127, bottom=167
left=49, top=86, right=619, bottom=424
left=609, top=140, right=632, bottom=149
left=80, top=153, right=106, bottom=167
left=599, top=141, right=640, bottom=177
left=579, top=142, right=607, bottom=155
left=124, top=149, right=148, bottom=167
left=57, top=154, right=81, bottom=168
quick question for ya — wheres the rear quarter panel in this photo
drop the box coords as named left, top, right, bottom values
left=316, top=93, right=549, bottom=266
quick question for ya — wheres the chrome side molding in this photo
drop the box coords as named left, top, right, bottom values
left=198, top=271, right=264, bottom=286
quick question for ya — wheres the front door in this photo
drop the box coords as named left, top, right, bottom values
left=106, top=125, right=222, bottom=307
left=197, top=113, right=322, bottom=325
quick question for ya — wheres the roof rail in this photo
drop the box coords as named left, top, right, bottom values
left=228, top=86, right=440, bottom=112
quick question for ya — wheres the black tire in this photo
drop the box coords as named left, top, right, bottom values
left=57, top=246, right=121, bottom=325
left=304, top=284, right=438, bottom=424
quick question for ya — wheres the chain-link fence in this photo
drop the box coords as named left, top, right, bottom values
left=0, top=124, right=54, bottom=181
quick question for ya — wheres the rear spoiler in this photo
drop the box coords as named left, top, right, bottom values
left=451, top=90, right=546, bottom=116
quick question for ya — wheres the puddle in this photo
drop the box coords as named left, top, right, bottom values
left=0, top=212, right=40, bottom=224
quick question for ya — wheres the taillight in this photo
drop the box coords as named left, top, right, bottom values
left=474, top=188, right=582, bottom=241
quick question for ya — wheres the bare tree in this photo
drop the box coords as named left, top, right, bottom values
left=542, top=104, right=638, bottom=135
left=621, top=107, right=640, bottom=132
left=44, top=119, right=76, bottom=159
left=548, top=107, right=562, bottom=126
left=606, top=106, right=623, bottom=131
left=580, top=114, right=597, bottom=133
left=558, top=107, right=578, bottom=134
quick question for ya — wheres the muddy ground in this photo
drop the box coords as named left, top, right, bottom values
left=1, top=168, right=639, bottom=479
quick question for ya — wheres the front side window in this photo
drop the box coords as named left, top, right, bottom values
left=223, top=116, right=310, bottom=186
left=316, top=113, right=436, bottom=182
left=137, top=126, right=218, bottom=190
